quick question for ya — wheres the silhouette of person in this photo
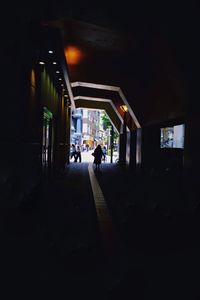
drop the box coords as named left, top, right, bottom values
left=92, top=144, right=103, bottom=171
left=71, top=144, right=76, bottom=161
left=102, top=145, right=107, bottom=162
left=75, top=145, right=82, bottom=162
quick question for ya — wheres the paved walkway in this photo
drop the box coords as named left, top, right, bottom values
left=2, top=161, right=200, bottom=299
left=70, top=149, right=118, bottom=163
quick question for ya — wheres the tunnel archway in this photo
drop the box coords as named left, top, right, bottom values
left=68, top=80, right=142, bottom=168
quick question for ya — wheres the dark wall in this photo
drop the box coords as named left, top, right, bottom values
left=119, top=33, right=186, bottom=128
left=141, top=124, right=160, bottom=176
left=183, top=97, right=200, bottom=206
left=126, top=130, right=137, bottom=171
left=0, top=25, right=42, bottom=210
left=141, top=120, right=185, bottom=177
left=39, top=66, right=70, bottom=175
left=0, top=23, right=70, bottom=210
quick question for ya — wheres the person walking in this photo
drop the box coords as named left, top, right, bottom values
left=70, top=144, right=76, bottom=161
left=102, top=145, right=107, bottom=162
left=75, top=145, right=82, bottom=163
left=92, top=144, right=103, bottom=171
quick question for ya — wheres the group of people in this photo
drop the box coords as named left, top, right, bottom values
left=70, top=144, right=107, bottom=170
left=70, top=144, right=82, bottom=162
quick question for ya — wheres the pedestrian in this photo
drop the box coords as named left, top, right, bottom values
left=102, top=146, right=107, bottom=162
left=71, top=144, right=76, bottom=161
left=75, top=145, right=82, bottom=162
left=92, top=144, right=103, bottom=171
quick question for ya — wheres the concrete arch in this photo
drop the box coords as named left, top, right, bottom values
left=74, top=96, right=122, bottom=133
left=71, top=81, right=141, bottom=129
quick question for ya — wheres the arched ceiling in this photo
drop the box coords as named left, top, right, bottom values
left=20, top=2, right=187, bottom=129
left=46, top=17, right=142, bottom=130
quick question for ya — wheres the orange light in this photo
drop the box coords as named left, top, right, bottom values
left=31, top=69, right=36, bottom=87
left=120, top=105, right=128, bottom=112
left=64, top=46, right=83, bottom=65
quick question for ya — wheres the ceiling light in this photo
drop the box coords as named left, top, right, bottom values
left=120, top=105, right=128, bottom=112
left=48, top=50, right=53, bottom=54
left=39, top=61, right=45, bottom=65
left=64, top=45, right=83, bottom=65
left=53, top=62, right=57, bottom=65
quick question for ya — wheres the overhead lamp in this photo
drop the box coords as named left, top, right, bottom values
left=53, top=62, right=57, bottom=65
left=64, top=45, right=83, bottom=65
left=48, top=50, right=53, bottom=54
left=56, top=70, right=60, bottom=73
left=39, top=61, right=45, bottom=65
left=59, top=78, right=62, bottom=81
left=120, top=105, right=128, bottom=112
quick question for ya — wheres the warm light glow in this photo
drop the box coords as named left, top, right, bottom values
left=64, top=46, right=83, bottom=65
left=31, top=69, right=36, bottom=87
left=120, top=105, right=128, bottom=112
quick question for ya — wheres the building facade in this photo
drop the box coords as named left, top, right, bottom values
left=71, top=108, right=102, bottom=149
